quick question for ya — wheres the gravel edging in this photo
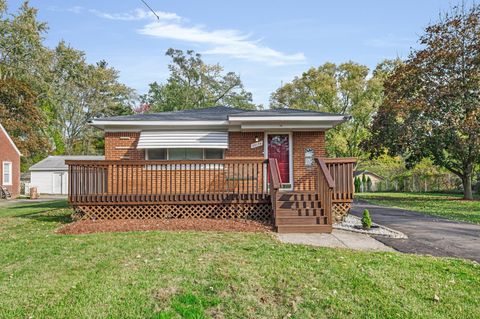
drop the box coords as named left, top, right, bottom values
left=334, top=215, right=407, bottom=239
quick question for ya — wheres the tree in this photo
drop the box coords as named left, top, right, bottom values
left=0, top=1, right=51, bottom=169
left=354, top=177, right=361, bottom=193
left=0, top=0, right=49, bottom=82
left=0, top=77, right=49, bottom=169
left=142, top=49, right=258, bottom=111
left=270, top=61, right=394, bottom=158
left=361, top=209, right=372, bottom=229
left=1, top=1, right=137, bottom=161
left=133, top=103, right=151, bottom=114
left=365, top=5, right=480, bottom=199
left=48, top=42, right=135, bottom=154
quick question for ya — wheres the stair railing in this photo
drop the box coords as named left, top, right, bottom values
left=267, top=158, right=282, bottom=218
left=315, top=158, right=335, bottom=226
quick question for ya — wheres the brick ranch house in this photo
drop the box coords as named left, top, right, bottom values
left=67, top=106, right=356, bottom=233
left=0, top=123, right=21, bottom=198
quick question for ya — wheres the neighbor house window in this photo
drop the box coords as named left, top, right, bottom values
left=146, top=149, right=224, bottom=160
left=2, top=161, right=12, bottom=185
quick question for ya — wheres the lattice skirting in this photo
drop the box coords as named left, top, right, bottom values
left=332, top=203, right=352, bottom=222
left=74, top=203, right=273, bottom=221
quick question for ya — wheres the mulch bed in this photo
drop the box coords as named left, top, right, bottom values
left=57, top=218, right=274, bottom=235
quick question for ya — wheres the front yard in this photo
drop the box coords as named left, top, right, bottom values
left=0, top=200, right=479, bottom=318
left=356, top=192, right=480, bottom=224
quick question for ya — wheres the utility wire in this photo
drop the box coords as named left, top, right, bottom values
left=140, top=0, right=160, bottom=20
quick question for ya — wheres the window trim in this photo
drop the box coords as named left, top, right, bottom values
left=2, top=161, right=12, bottom=186
left=145, top=149, right=224, bottom=161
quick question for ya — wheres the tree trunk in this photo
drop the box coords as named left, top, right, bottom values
left=462, top=175, right=473, bottom=200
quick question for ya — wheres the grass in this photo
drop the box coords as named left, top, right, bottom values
left=0, top=200, right=479, bottom=318
left=356, top=192, right=480, bottom=224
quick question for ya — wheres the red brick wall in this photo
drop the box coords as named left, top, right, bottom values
left=105, top=131, right=266, bottom=160
left=224, top=132, right=264, bottom=159
left=104, top=130, right=325, bottom=191
left=292, top=131, right=326, bottom=191
left=0, top=128, right=20, bottom=197
left=105, top=132, right=144, bottom=160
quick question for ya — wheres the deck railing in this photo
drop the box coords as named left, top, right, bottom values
left=66, top=159, right=268, bottom=205
left=323, top=158, right=356, bottom=203
left=267, top=158, right=282, bottom=217
left=315, top=158, right=335, bottom=225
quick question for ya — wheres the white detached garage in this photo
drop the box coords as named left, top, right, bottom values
left=29, top=156, right=104, bottom=194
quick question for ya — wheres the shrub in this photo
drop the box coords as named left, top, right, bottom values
left=361, top=209, right=372, bottom=229
left=354, top=177, right=361, bottom=193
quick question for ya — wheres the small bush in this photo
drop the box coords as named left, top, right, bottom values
left=361, top=209, right=372, bottom=229
left=354, top=177, right=361, bottom=193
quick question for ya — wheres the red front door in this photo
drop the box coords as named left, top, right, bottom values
left=268, top=134, right=290, bottom=185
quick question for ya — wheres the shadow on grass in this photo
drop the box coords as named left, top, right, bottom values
left=8, top=200, right=69, bottom=210
left=5, top=200, right=73, bottom=224
left=358, top=196, right=425, bottom=203
left=19, top=211, right=73, bottom=224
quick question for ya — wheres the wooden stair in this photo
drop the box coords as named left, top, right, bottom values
left=274, top=192, right=331, bottom=233
left=0, top=186, right=12, bottom=200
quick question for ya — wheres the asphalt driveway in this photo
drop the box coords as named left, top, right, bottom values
left=350, top=200, right=480, bottom=263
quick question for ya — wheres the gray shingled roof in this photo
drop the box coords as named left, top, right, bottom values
left=93, top=106, right=344, bottom=122
left=230, top=108, right=343, bottom=117
left=29, top=156, right=105, bottom=171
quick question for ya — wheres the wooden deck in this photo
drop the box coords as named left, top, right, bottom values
left=66, top=157, right=355, bottom=232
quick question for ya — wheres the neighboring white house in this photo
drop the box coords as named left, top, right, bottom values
left=29, top=156, right=104, bottom=194
left=354, top=170, right=385, bottom=192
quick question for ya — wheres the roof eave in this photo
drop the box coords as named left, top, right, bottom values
left=90, top=120, right=230, bottom=131
left=228, top=115, right=348, bottom=123
left=91, top=115, right=350, bottom=131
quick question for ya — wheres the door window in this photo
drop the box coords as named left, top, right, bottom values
left=267, top=135, right=290, bottom=185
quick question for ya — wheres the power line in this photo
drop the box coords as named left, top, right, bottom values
left=140, top=0, right=160, bottom=20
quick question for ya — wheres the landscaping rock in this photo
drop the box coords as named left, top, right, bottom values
left=334, top=215, right=407, bottom=238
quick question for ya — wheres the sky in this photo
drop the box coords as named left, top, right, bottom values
left=7, top=0, right=460, bottom=106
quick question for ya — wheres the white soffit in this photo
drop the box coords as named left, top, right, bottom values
left=228, top=115, right=347, bottom=122
left=137, top=131, right=228, bottom=149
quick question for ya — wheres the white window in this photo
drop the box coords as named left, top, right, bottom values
left=205, top=149, right=223, bottom=159
left=146, top=149, right=224, bottom=160
left=169, top=148, right=203, bottom=160
left=147, top=149, right=167, bottom=160
left=2, top=161, right=12, bottom=185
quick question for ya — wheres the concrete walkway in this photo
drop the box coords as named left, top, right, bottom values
left=351, top=201, right=480, bottom=262
left=277, top=229, right=395, bottom=252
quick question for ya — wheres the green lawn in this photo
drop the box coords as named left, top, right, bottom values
left=356, top=192, right=480, bottom=224
left=0, top=200, right=479, bottom=318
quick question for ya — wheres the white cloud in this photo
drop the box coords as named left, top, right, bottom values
left=91, top=8, right=305, bottom=66
left=48, top=6, right=84, bottom=14
left=90, top=8, right=181, bottom=22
